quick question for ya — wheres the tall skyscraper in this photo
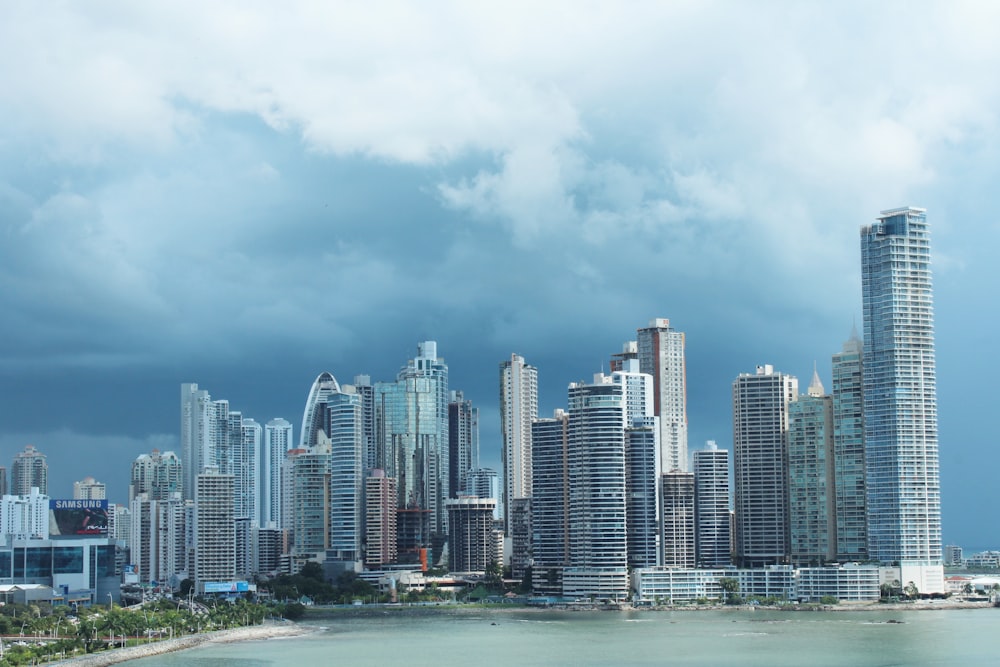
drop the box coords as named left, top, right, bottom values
left=325, top=389, right=364, bottom=562
left=194, top=468, right=235, bottom=591
left=693, top=441, right=731, bottom=567
left=300, top=372, right=341, bottom=449
left=831, top=328, right=867, bottom=561
left=861, top=206, right=943, bottom=593
left=130, top=450, right=183, bottom=503
left=465, top=467, right=502, bottom=520
left=351, top=375, right=377, bottom=472
left=231, top=414, right=261, bottom=527
left=787, top=370, right=835, bottom=565
left=11, top=445, right=47, bottom=496
left=637, top=318, right=688, bottom=473
left=500, top=354, right=538, bottom=535
left=376, top=341, right=450, bottom=561
left=562, top=376, right=628, bottom=600
left=732, top=365, right=797, bottom=567
left=448, top=390, right=479, bottom=498
left=263, top=418, right=293, bottom=528
left=661, top=471, right=696, bottom=568
left=531, top=410, right=570, bottom=596
left=364, top=469, right=398, bottom=568
left=180, top=383, right=212, bottom=502
left=446, top=497, right=498, bottom=572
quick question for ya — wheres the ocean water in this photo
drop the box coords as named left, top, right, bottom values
left=128, top=607, right=999, bottom=666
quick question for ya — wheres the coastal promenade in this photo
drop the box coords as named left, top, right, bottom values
left=52, top=621, right=309, bottom=666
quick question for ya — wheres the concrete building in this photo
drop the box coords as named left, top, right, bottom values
left=861, top=207, right=943, bottom=593
left=364, top=470, right=398, bottom=568
left=626, top=417, right=660, bottom=568
left=11, top=445, right=47, bottom=496
left=263, top=418, right=293, bottom=529
left=465, top=468, right=502, bottom=520
left=0, top=488, right=49, bottom=539
left=73, top=476, right=106, bottom=500
left=325, top=390, right=364, bottom=562
left=130, top=450, right=182, bottom=503
left=637, top=318, right=688, bottom=473
left=448, top=391, right=479, bottom=500
left=693, top=441, right=731, bottom=567
left=194, top=469, right=236, bottom=592
left=531, top=410, right=570, bottom=596
left=733, top=365, right=798, bottom=567
left=662, top=472, right=696, bottom=568
left=500, top=354, right=538, bottom=536
left=447, top=497, right=498, bottom=572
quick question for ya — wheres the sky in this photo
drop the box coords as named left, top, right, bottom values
left=1, top=2, right=998, bottom=552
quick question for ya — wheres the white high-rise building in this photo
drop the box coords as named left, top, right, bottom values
left=194, top=469, right=235, bottom=591
left=0, top=487, right=49, bottom=539
left=130, top=450, right=183, bottom=502
left=637, top=319, right=688, bottom=473
left=180, top=383, right=213, bottom=502
left=11, top=445, right=47, bottom=496
left=73, top=476, right=106, bottom=500
left=732, top=365, right=797, bottom=568
left=861, top=206, right=943, bottom=593
left=263, top=418, right=294, bottom=528
left=693, top=441, right=731, bottom=567
left=500, top=354, right=538, bottom=535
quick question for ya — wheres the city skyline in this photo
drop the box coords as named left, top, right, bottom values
left=1, top=3, right=999, bottom=552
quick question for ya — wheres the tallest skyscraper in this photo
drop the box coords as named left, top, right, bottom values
left=861, top=206, right=943, bottom=593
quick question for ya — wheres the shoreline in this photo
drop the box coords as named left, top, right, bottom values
left=51, top=621, right=311, bottom=667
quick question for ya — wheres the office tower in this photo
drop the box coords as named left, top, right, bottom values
left=130, top=450, right=183, bottom=503
left=787, top=370, right=835, bottom=565
left=626, top=417, right=660, bottom=568
left=263, top=418, right=293, bottom=528
left=73, top=476, right=106, bottom=500
left=562, top=376, right=628, bottom=600
left=448, top=390, right=479, bottom=498
left=447, top=497, right=498, bottom=572
left=531, top=410, right=570, bottom=596
left=11, top=445, right=47, bottom=496
left=732, top=364, right=798, bottom=567
left=861, top=207, right=943, bottom=592
left=661, top=471, right=696, bottom=567
left=376, top=341, right=450, bottom=561
left=194, top=469, right=235, bottom=590
left=0, top=468, right=7, bottom=497
left=364, top=470, right=398, bottom=567
left=637, top=318, right=688, bottom=473
left=500, top=353, right=538, bottom=535
left=693, top=441, right=731, bottom=567
left=351, top=375, right=377, bottom=472
left=465, top=468, right=502, bottom=520
left=300, top=372, right=342, bottom=449
left=325, top=389, right=364, bottom=561
left=832, top=329, right=867, bottom=561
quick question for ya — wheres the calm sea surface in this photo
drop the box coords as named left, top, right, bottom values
left=128, top=607, right=999, bottom=666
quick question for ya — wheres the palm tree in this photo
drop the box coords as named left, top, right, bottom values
left=718, top=577, right=739, bottom=603
left=76, top=618, right=98, bottom=653
left=903, top=581, right=919, bottom=600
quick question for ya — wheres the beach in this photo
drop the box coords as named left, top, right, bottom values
left=51, top=621, right=310, bottom=666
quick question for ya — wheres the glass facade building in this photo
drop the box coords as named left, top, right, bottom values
left=831, top=331, right=867, bottom=561
left=860, top=207, right=942, bottom=578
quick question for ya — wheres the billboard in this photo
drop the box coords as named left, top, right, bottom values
left=49, top=499, right=109, bottom=537
left=203, top=581, right=250, bottom=594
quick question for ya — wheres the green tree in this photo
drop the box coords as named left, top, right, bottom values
left=718, top=577, right=739, bottom=603
left=903, top=581, right=919, bottom=600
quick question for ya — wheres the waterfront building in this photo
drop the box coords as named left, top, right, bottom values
left=130, top=450, right=183, bottom=503
left=831, top=329, right=867, bottom=561
left=130, top=493, right=186, bottom=586
left=300, top=372, right=342, bottom=449
left=0, top=537, right=120, bottom=605
left=662, top=472, right=696, bottom=568
left=73, top=476, right=106, bottom=500
left=448, top=390, right=479, bottom=499
left=465, top=468, right=502, bottom=520
left=693, top=441, right=731, bottom=567
left=325, top=389, right=364, bottom=562
left=230, top=414, right=261, bottom=528
left=943, top=545, right=963, bottom=566
left=376, top=341, right=450, bottom=561
left=500, top=353, right=538, bottom=536
left=180, top=383, right=213, bottom=502
left=254, top=525, right=287, bottom=576
left=733, top=365, right=798, bottom=567
left=626, top=417, right=660, bottom=568
left=0, top=467, right=6, bottom=497
left=290, top=442, right=331, bottom=563
left=637, top=318, right=688, bottom=473
left=364, top=470, right=398, bottom=568
left=263, top=418, right=293, bottom=528
left=446, top=497, right=498, bottom=572
left=787, top=370, right=836, bottom=565
left=350, top=375, right=377, bottom=472
left=861, top=207, right=943, bottom=593
left=509, top=498, right=532, bottom=578
left=562, top=376, right=628, bottom=600
left=531, top=410, right=570, bottom=596
left=194, top=468, right=236, bottom=591
left=11, top=445, right=47, bottom=496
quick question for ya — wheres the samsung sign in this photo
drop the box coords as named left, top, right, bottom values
left=49, top=499, right=109, bottom=537
left=51, top=500, right=109, bottom=510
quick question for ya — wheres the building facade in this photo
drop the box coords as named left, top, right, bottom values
left=831, top=330, right=867, bottom=561
left=11, top=445, right=47, bottom=496
left=637, top=318, right=688, bottom=473
left=861, top=207, right=943, bottom=593
left=500, top=354, right=538, bottom=535
left=693, top=441, right=731, bottom=567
